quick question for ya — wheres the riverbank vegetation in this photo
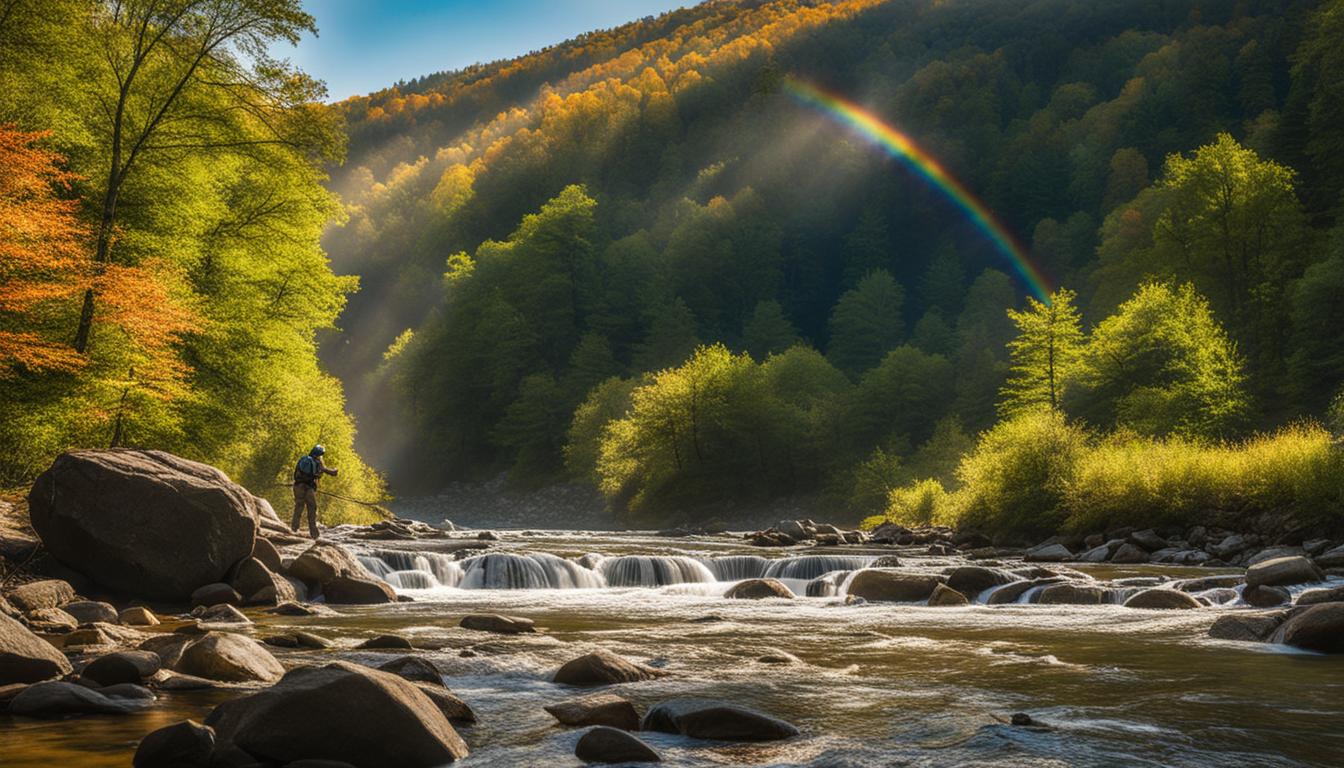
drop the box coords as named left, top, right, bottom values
left=0, top=1, right=382, bottom=522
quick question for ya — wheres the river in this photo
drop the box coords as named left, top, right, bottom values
left=3, top=530, right=1342, bottom=767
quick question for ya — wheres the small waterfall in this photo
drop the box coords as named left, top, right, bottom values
left=598, top=556, right=715, bottom=587
left=459, top=552, right=605, bottom=589
left=806, top=571, right=851, bottom=597
left=359, top=549, right=465, bottom=589
left=764, top=555, right=876, bottom=581
left=705, top=556, right=770, bottom=581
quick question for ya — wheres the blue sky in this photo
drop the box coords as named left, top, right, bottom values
left=278, top=1, right=690, bottom=101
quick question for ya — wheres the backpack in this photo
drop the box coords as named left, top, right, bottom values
left=295, top=455, right=319, bottom=483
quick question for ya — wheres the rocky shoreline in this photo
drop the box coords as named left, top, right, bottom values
left=3, top=449, right=1344, bottom=766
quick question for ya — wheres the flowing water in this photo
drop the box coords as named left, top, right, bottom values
left=4, top=530, right=1343, bottom=767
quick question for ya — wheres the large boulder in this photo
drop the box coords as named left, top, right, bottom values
left=133, top=719, right=216, bottom=768
left=1296, top=585, right=1344, bottom=606
left=203, top=661, right=468, bottom=766
left=845, top=570, right=940, bottom=602
left=724, top=578, right=794, bottom=600
left=175, top=632, right=284, bottom=683
left=377, top=656, right=443, bottom=686
left=250, top=537, right=285, bottom=572
left=1316, top=544, right=1344, bottom=568
left=4, top=579, right=75, bottom=612
left=1245, top=556, right=1323, bottom=589
left=1242, top=585, right=1290, bottom=607
left=24, top=607, right=77, bottom=632
left=287, top=542, right=368, bottom=589
left=0, top=612, right=73, bottom=683
left=545, top=693, right=641, bottom=730
left=459, top=614, right=535, bottom=634
left=1123, top=589, right=1201, bottom=610
left=575, top=726, right=661, bottom=764
left=412, top=682, right=477, bottom=724
left=9, top=680, right=147, bottom=717
left=323, top=575, right=397, bottom=605
left=554, top=649, right=660, bottom=686
left=231, top=558, right=296, bottom=606
left=641, top=697, right=799, bottom=742
left=190, top=583, right=243, bottom=608
left=1110, top=543, right=1151, bottom=564
left=1278, top=603, right=1344, bottom=653
left=28, top=450, right=259, bottom=600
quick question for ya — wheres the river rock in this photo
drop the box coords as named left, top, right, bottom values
left=1109, top=543, right=1150, bottom=564
left=642, top=697, right=799, bottom=741
left=1278, top=603, right=1344, bottom=653
left=232, top=558, right=296, bottom=606
left=176, top=632, right=283, bottom=683
left=251, top=537, right=284, bottom=572
left=1123, top=589, right=1201, bottom=610
left=194, top=603, right=251, bottom=624
left=9, top=680, right=146, bottom=717
left=133, top=719, right=216, bottom=768
left=287, top=542, right=369, bottom=588
left=5, top=579, right=76, bottom=612
left=928, top=584, right=969, bottom=606
left=357, top=634, right=414, bottom=650
left=62, top=600, right=119, bottom=625
left=0, top=612, right=73, bottom=683
left=545, top=693, right=641, bottom=730
left=191, top=583, right=242, bottom=608
left=82, top=650, right=162, bottom=685
left=1246, top=546, right=1307, bottom=566
left=203, top=661, right=468, bottom=766
left=724, top=578, right=794, bottom=600
left=773, top=520, right=810, bottom=541
left=1246, top=556, right=1323, bottom=589
left=1209, top=534, right=1251, bottom=559
left=28, top=450, right=260, bottom=600
left=1129, top=529, right=1168, bottom=551
left=322, top=575, right=397, bottom=605
left=1243, top=585, right=1290, bottom=607
left=25, top=607, right=77, bottom=632
left=1024, top=543, right=1072, bottom=562
left=412, top=682, right=477, bottom=724
left=1176, top=575, right=1244, bottom=592
left=459, top=614, right=535, bottom=634
left=986, top=577, right=1058, bottom=605
left=378, top=656, right=443, bottom=686
left=846, top=571, right=940, bottom=602
left=1208, top=612, right=1285, bottom=642
left=1316, top=545, right=1344, bottom=568
left=554, top=649, right=660, bottom=686
left=945, top=566, right=1016, bottom=597
left=1037, top=583, right=1106, bottom=605
left=119, top=607, right=160, bottom=626
left=1296, top=585, right=1344, bottom=605
left=575, top=726, right=661, bottom=763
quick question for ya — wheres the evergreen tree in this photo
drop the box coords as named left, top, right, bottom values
left=827, top=270, right=905, bottom=376
left=1000, top=289, right=1084, bottom=415
left=742, top=300, right=798, bottom=359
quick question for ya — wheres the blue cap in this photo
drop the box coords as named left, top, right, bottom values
left=311, top=444, right=325, bottom=456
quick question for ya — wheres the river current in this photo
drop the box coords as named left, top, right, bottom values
left=4, top=530, right=1342, bottom=767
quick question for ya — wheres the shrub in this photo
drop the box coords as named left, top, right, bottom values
left=884, top=478, right=954, bottom=527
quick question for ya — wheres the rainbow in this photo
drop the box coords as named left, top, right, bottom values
left=782, top=77, right=1053, bottom=303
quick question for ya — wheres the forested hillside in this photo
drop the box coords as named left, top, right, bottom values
left=0, top=0, right=383, bottom=520
left=323, top=0, right=1344, bottom=527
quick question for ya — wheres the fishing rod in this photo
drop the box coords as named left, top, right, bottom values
left=272, top=482, right=394, bottom=519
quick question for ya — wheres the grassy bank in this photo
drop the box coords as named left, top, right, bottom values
left=867, top=411, right=1344, bottom=540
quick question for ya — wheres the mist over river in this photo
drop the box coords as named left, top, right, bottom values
left=5, top=528, right=1343, bottom=767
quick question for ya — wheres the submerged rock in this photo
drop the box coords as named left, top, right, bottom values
left=1123, top=589, right=1201, bottom=610
left=357, top=634, right=415, bottom=650
left=1208, top=612, right=1286, bottom=642
left=1278, top=603, right=1344, bottom=653
left=554, top=649, right=661, bottom=686
left=724, top=578, right=794, bottom=600
left=642, top=697, right=799, bottom=741
left=545, top=693, right=641, bottom=730
left=28, top=449, right=260, bottom=600
left=575, top=726, right=661, bottom=763
left=133, top=719, right=215, bottom=768
left=845, top=571, right=940, bottom=602
left=459, top=614, right=536, bottom=634
left=203, top=661, right=468, bottom=766
left=0, top=612, right=73, bottom=683
left=1245, top=556, right=1323, bottom=589
left=9, top=680, right=147, bottom=717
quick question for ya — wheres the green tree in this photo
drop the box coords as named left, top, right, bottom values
left=742, top=300, right=798, bottom=359
left=826, top=269, right=904, bottom=376
left=1000, top=288, right=1084, bottom=415
left=634, top=298, right=699, bottom=372
left=1071, top=282, right=1248, bottom=437
left=1287, top=227, right=1344, bottom=412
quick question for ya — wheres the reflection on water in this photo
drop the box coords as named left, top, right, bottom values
left=3, top=531, right=1342, bottom=767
